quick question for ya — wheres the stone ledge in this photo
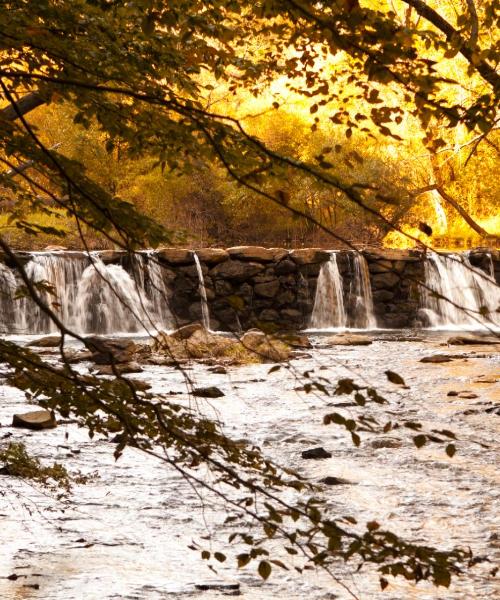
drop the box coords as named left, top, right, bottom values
left=290, top=248, right=330, bottom=265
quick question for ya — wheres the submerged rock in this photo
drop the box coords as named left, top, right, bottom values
left=94, top=362, right=143, bottom=376
left=209, top=365, right=228, bottom=374
left=192, top=386, right=225, bottom=398
left=327, top=334, right=372, bottom=346
left=371, top=437, right=402, bottom=449
left=457, top=391, right=479, bottom=399
left=420, top=354, right=454, bottom=363
left=301, top=447, right=332, bottom=459
left=12, top=410, right=56, bottom=430
left=319, top=476, right=352, bottom=485
left=195, top=582, right=240, bottom=592
left=448, top=335, right=500, bottom=345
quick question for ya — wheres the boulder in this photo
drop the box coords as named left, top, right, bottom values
left=170, top=322, right=205, bottom=341
left=275, top=259, right=297, bottom=275
left=290, top=248, right=330, bottom=265
left=280, top=308, right=302, bottom=321
left=29, top=335, right=61, bottom=348
left=157, top=248, right=194, bottom=265
left=241, top=329, right=291, bottom=361
left=371, top=437, right=402, bottom=449
left=327, top=334, right=372, bottom=346
left=153, top=326, right=292, bottom=364
left=457, top=391, right=478, bottom=399
left=276, top=332, right=311, bottom=348
left=420, top=354, right=454, bottom=363
left=194, top=248, right=229, bottom=265
left=259, top=309, right=280, bottom=322
left=208, top=365, right=227, bottom=374
left=320, top=476, right=352, bottom=485
left=85, top=337, right=138, bottom=365
left=372, top=272, right=400, bottom=289
left=448, top=335, right=500, bottom=345
left=12, top=410, right=56, bottom=430
left=372, top=290, right=395, bottom=303
left=94, top=362, right=143, bottom=375
left=368, top=259, right=393, bottom=274
left=269, top=248, right=290, bottom=261
left=254, top=279, right=280, bottom=298
left=192, top=386, right=225, bottom=398
left=211, top=260, right=264, bottom=281
left=227, top=246, right=275, bottom=262
left=301, top=447, right=332, bottom=459
left=195, top=583, right=240, bottom=592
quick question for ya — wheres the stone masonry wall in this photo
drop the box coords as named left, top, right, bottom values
left=154, top=246, right=499, bottom=331
left=4, top=247, right=499, bottom=332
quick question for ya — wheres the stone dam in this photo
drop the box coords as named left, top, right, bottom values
left=0, top=246, right=499, bottom=335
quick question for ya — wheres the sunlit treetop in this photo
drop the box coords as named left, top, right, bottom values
left=1, top=0, right=498, bottom=250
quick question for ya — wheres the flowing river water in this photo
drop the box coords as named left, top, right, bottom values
left=0, top=331, right=498, bottom=599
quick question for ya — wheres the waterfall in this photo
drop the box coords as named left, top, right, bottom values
left=193, top=252, right=211, bottom=330
left=347, top=253, right=377, bottom=329
left=0, top=263, right=17, bottom=333
left=421, top=252, right=500, bottom=329
left=310, top=252, right=376, bottom=330
left=74, top=256, right=165, bottom=334
left=310, top=254, right=347, bottom=328
left=15, top=253, right=89, bottom=334
left=0, top=251, right=173, bottom=335
left=128, top=251, right=173, bottom=328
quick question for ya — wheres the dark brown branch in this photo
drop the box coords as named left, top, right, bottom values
left=465, top=0, right=479, bottom=47
left=402, top=0, right=499, bottom=91
left=412, top=184, right=494, bottom=238
left=0, top=91, right=45, bottom=121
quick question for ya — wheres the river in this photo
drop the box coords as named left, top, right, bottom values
left=0, top=331, right=498, bottom=599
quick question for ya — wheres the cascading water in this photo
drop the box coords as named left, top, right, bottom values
left=347, top=253, right=377, bottom=329
left=421, top=252, right=500, bottom=329
left=15, top=253, right=89, bottom=334
left=193, top=252, right=211, bottom=330
left=0, top=263, right=17, bottom=333
left=74, top=256, right=165, bottom=334
left=128, top=251, right=173, bottom=328
left=309, top=254, right=347, bottom=328
left=0, top=251, right=174, bottom=335
left=309, top=252, right=376, bottom=330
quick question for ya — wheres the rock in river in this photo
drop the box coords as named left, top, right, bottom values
left=192, top=386, right=225, bottom=398
left=320, top=476, right=352, bottom=485
left=420, top=354, right=454, bottom=363
left=28, top=335, right=62, bottom=348
left=301, top=447, right=332, bottom=459
left=12, top=410, right=56, bottom=430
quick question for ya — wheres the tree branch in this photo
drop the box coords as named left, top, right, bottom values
left=412, top=184, right=494, bottom=238
left=0, top=91, right=45, bottom=121
left=402, top=0, right=499, bottom=91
